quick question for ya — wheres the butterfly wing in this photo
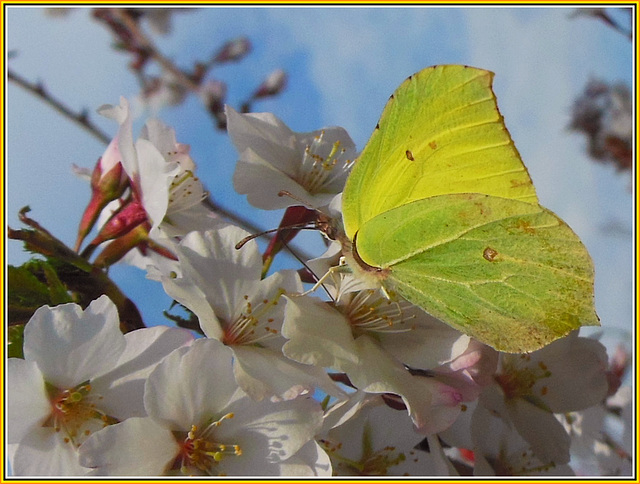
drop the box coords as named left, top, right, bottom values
left=354, top=193, right=599, bottom=353
left=342, top=65, right=538, bottom=240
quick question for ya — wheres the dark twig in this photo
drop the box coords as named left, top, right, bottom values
left=11, top=11, right=314, bottom=267
left=8, top=207, right=145, bottom=332
left=9, top=62, right=314, bottom=263
left=111, top=9, right=201, bottom=91
left=7, top=68, right=111, bottom=145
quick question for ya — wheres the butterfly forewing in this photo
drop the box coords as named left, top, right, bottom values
left=342, top=65, right=538, bottom=240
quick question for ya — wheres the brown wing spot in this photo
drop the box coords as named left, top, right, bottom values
left=516, top=219, right=536, bottom=234
left=483, top=247, right=498, bottom=262
left=510, top=178, right=530, bottom=188
left=405, top=149, right=414, bottom=161
left=429, top=141, right=437, bottom=150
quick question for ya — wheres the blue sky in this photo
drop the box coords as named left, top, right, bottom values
left=6, top=6, right=634, bottom=350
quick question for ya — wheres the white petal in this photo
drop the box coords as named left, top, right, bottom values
left=231, top=345, right=342, bottom=401
left=144, top=339, right=238, bottom=430
left=91, top=326, right=194, bottom=419
left=140, top=118, right=184, bottom=164
left=12, top=427, right=88, bottom=476
left=530, top=335, right=608, bottom=412
left=135, top=138, right=179, bottom=231
left=233, top=151, right=315, bottom=210
left=7, top=359, right=50, bottom=444
left=215, top=395, right=323, bottom=473
left=321, top=391, right=369, bottom=432
left=278, top=441, right=333, bottom=476
left=161, top=202, right=222, bottom=236
left=438, top=399, right=477, bottom=450
left=507, top=398, right=571, bottom=465
left=379, top=310, right=471, bottom=369
left=97, top=96, right=129, bottom=125
left=282, top=295, right=359, bottom=370
left=98, top=97, right=138, bottom=182
left=23, top=296, right=126, bottom=388
left=79, top=417, right=178, bottom=476
left=347, top=335, right=462, bottom=434
left=162, top=226, right=262, bottom=331
left=226, top=105, right=298, bottom=175
left=160, top=264, right=224, bottom=340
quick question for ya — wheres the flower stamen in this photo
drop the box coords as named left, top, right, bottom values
left=167, top=170, right=209, bottom=216
left=222, top=289, right=286, bottom=346
left=495, top=356, right=553, bottom=400
left=299, top=132, right=354, bottom=194
left=341, top=289, right=415, bottom=336
left=177, top=414, right=242, bottom=475
left=44, top=381, right=118, bottom=448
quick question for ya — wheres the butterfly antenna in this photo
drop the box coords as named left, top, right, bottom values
left=235, top=223, right=316, bottom=250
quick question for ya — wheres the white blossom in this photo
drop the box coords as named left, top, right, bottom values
left=227, top=105, right=357, bottom=210
left=320, top=392, right=458, bottom=476
left=159, top=224, right=342, bottom=401
left=7, top=296, right=192, bottom=475
left=79, top=339, right=330, bottom=476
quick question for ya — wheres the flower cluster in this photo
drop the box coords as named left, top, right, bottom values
left=7, top=100, right=632, bottom=477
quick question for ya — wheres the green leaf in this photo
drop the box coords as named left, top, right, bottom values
left=7, top=324, right=25, bottom=359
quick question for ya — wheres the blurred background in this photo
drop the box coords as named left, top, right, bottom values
left=6, top=6, right=633, bottom=357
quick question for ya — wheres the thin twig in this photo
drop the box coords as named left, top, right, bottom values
left=11, top=12, right=316, bottom=267
left=8, top=68, right=111, bottom=145
left=112, top=9, right=200, bottom=92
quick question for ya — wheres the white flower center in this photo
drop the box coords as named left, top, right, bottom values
left=340, top=289, right=415, bottom=336
left=175, top=414, right=241, bottom=476
left=222, top=289, right=286, bottom=346
left=495, top=355, right=552, bottom=400
left=44, top=381, right=117, bottom=448
left=298, top=131, right=354, bottom=194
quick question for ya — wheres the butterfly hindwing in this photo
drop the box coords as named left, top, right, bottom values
left=354, top=193, right=599, bottom=353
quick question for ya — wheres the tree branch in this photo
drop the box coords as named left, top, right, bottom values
left=7, top=68, right=111, bottom=145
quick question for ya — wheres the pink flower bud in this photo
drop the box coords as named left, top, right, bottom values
left=86, top=199, right=148, bottom=252
left=200, top=79, right=226, bottom=109
left=93, top=222, right=148, bottom=268
left=93, top=221, right=177, bottom=268
left=75, top=138, right=131, bottom=251
left=252, top=69, right=287, bottom=99
left=212, top=37, right=251, bottom=63
left=200, top=80, right=227, bottom=128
